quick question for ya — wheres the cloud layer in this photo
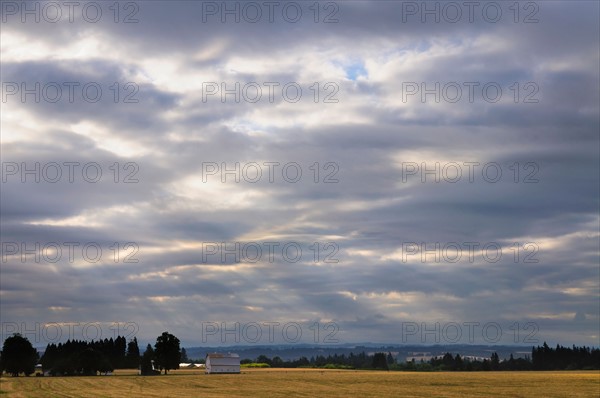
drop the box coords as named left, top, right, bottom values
left=1, top=1, right=598, bottom=347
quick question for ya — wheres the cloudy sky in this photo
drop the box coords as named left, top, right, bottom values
left=1, top=1, right=598, bottom=348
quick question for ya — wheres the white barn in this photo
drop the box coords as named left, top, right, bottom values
left=205, top=353, right=240, bottom=374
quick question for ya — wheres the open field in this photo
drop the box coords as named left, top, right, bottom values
left=1, top=369, right=598, bottom=398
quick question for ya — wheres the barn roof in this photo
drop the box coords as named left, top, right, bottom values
left=206, top=352, right=239, bottom=358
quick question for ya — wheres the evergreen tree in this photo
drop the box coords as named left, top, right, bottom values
left=140, top=344, right=157, bottom=375
left=372, top=352, right=389, bottom=370
left=386, top=352, right=395, bottom=365
left=454, top=354, right=463, bottom=370
left=126, top=338, right=141, bottom=368
left=180, top=347, right=189, bottom=363
left=442, top=352, right=455, bottom=370
left=490, top=352, right=500, bottom=370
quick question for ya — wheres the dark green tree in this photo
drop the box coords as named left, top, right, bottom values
left=76, top=348, right=112, bottom=375
left=140, top=344, right=157, bottom=375
left=154, top=332, right=181, bottom=374
left=372, top=352, right=389, bottom=370
left=256, top=354, right=272, bottom=366
left=41, top=343, right=59, bottom=371
left=481, top=358, right=491, bottom=371
left=386, top=352, right=395, bottom=365
left=442, top=352, right=455, bottom=370
left=0, top=334, right=38, bottom=376
left=490, top=352, right=500, bottom=371
left=126, top=338, right=141, bottom=368
left=454, top=354, right=464, bottom=370
left=271, top=356, right=284, bottom=367
left=114, top=336, right=127, bottom=368
left=180, top=347, right=189, bottom=363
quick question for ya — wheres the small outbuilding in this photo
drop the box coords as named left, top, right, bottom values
left=205, top=353, right=240, bottom=374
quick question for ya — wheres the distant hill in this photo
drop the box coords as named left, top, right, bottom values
left=184, top=344, right=535, bottom=363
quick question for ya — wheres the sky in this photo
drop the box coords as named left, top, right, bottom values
left=1, top=1, right=599, bottom=348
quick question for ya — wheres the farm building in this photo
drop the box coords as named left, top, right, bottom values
left=205, top=353, right=240, bottom=374
left=179, top=363, right=205, bottom=369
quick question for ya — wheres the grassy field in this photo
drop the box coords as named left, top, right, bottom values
left=1, top=368, right=598, bottom=397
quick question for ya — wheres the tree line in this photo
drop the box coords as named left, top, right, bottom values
left=40, top=336, right=140, bottom=375
left=531, top=342, right=599, bottom=370
left=244, top=343, right=599, bottom=371
left=398, top=343, right=599, bottom=371
left=1, top=334, right=598, bottom=376
left=245, top=351, right=393, bottom=370
left=0, top=332, right=182, bottom=376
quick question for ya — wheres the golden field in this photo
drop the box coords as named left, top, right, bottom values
left=1, top=368, right=598, bottom=397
